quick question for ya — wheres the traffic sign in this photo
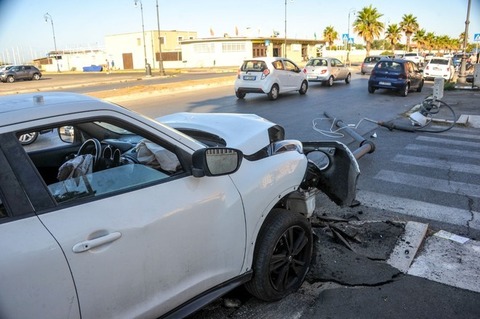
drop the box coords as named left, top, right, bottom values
left=348, top=38, right=354, bottom=44
left=474, top=33, right=480, bottom=42
left=342, top=33, right=349, bottom=41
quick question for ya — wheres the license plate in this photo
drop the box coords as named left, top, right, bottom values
left=379, top=81, right=391, bottom=86
left=433, top=67, right=441, bottom=71
left=243, top=75, right=256, bottom=81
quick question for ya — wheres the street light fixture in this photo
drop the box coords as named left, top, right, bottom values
left=134, top=0, right=150, bottom=76
left=44, top=12, right=60, bottom=72
left=156, top=0, right=166, bottom=76
left=346, top=8, right=356, bottom=65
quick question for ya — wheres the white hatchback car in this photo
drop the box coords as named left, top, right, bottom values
left=304, top=57, right=351, bottom=86
left=423, top=57, right=455, bottom=81
left=0, top=92, right=359, bottom=319
left=234, top=57, right=308, bottom=100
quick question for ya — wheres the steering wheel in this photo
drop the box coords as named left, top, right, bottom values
left=77, top=138, right=102, bottom=169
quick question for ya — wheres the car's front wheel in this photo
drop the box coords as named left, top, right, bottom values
left=33, top=73, right=41, bottom=80
left=7, top=76, right=15, bottom=83
left=345, top=73, right=351, bottom=84
left=236, top=91, right=246, bottom=99
left=268, top=84, right=279, bottom=100
left=245, top=208, right=313, bottom=301
left=299, top=80, right=308, bottom=95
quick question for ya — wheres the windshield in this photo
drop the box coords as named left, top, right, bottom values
left=375, top=61, right=403, bottom=71
left=241, top=60, right=267, bottom=72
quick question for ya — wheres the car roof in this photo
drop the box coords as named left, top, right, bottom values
left=0, top=92, right=126, bottom=128
left=243, top=57, right=285, bottom=62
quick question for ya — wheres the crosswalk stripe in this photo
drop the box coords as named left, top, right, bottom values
left=374, top=170, right=480, bottom=198
left=415, top=135, right=480, bottom=148
left=393, top=154, right=480, bottom=175
left=356, top=190, right=480, bottom=230
left=425, top=131, right=480, bottom=140
left=405, top=144, right=480, bottom=159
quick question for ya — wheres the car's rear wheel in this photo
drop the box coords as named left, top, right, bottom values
left=33, top=73, right=40, bottom=80
left=236, top=91, right=246, bottom=99
left=416, top=80, right=424, bottom=92
left=7, top=76, right=15, bottom=83
left=18, top=132, right=39, bottom=145
left=326, top=76, right=334, bottom=87
left=368, top=86, right=375, bottom=94
left=299, top=80, right=308, bottom=95
left=345, top=73, right=351, bottom=84
left=401, top=84, right=409, bottom=97
left=245, top=208, right=313, bottom=301
left=268, top=84, right=279, bottom=100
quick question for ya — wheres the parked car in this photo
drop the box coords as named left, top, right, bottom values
left=304, top=57, right=351, bottom=86
left=0, top=92, right=359, bottom=319
left=423, top=57, right=455, bottom=81
left=403, top=52, right=425, bottom=66
left=0, top=65, right=42, bottom=83
left=361, top=55, right=389, bottom=75
left=452, top=53, right=471, bottom=69
left=368, top=59, right=424, bottom=97
left=234, top=57, right=308, bottom=100
left=424, top=53, right=435, bottom=63
left=0, top=65, right=13, bottom=73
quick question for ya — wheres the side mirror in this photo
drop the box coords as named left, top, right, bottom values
left=58, top=126, right=75, bottom=143
left=192, top=147, right=243, bottom=177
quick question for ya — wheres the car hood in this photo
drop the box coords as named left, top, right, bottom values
left=157, top=112, right=283, bottom=155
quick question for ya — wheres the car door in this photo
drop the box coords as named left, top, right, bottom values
left=407, top=61, right=421, bottom=88
left=19, top=120, right=247, bottom=318
left=0, top=137, right=80, bottom=319
left=333, top=59, right=348, bottom=80
left=282, top=59, right=302, bottom=90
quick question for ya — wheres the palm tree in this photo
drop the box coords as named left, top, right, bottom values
left=424, top=32, right=436, bottom=52
left=413, top=29, right=427, bottom=52
left=323, top=26, right=338, bottom=48
left=385, top=24, right=402, bottom=50
left=400, top=14, right=419, bottom=52
left=353, top=5, right=384, bottom=56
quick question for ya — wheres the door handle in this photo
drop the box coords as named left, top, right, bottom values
left=72, top=232, right=122, bottom=253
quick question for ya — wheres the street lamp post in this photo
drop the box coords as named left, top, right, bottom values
left=457, top=0, right=471, bottom=84
left=156, top=0, right=165, bottom=76
left=44, top=13, right=60, bottom=72
left=346, top=8, right=355, bottom=65
left=284, top=0, right=287, bottom=57
left=134, top=0, right=150, bottom=76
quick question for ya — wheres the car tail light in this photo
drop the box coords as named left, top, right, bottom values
left=303, top=68, right=307, bottom=74
left=261, top=69, right=270, bottom=80
left=320, top=69, right=327, bottom=74
left=237, top=69, right=241, bottom=79
left=425, top=65, right=429, bottom=70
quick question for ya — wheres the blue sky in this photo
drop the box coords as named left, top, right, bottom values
left=0, top=0, right=479, bottom=63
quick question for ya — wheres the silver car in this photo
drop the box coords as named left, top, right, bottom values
left=304, top=57, right=351, bottom=86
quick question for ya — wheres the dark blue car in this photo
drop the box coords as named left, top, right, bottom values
left=368, top=59, right=424, bottom=97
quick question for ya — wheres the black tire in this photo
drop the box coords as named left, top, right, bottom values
left=416, top=80, right=424, bottom=92
left=236, top=91, right=246, bottom=99
left=18, top=132, right=39, bottom=145
left=7, top=76, right=15, bottom=83
left=299, top=80, right=308, bottom=95
left=401, top=84, right=409, bottom=97
left=326, top=76, right=334, bottom=87
left=33, top=73, right=41, bottom=80
left=345, top=73, right=351, bottom=84
left=268, top=84, right=279, bottom=100
left=368, top=86, right=375, bottom=94
left=245, top=208, right=313, bottom=301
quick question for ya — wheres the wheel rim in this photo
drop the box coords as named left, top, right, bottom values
left=19, top=132, right=37, bottom=144
left=269, top=225, right=311, bottom=292
left=328, top=77, right=333, bottom=86
left=271, top=86, right=278, bottom=99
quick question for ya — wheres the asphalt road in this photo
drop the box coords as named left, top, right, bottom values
left=7, top=70, right=480, bottom=318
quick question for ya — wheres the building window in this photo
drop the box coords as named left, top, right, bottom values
left=177, top=36, right=183, bottom=44
left=221, top=42, right=246, bottom=53
left=159, top=36, right=165, bottom=45
left=137, top=38, right=142, bottom=46
left=194, top=43, right=214, bottom=53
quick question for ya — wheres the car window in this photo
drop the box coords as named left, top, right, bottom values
left=307, top=59, right=327, bottom=67
left=21, top=120, right=183, bottom=205
left=271, top=60, right=283, bottom=70
left=430, top=59, right=448, bottom=65
left=241, top=60, right=267, bottom=72
left=334, top=59, right=344, bottom=67
left=376, top=61, right=402, bottom=71
left=283, top=60, right=297, bottom=72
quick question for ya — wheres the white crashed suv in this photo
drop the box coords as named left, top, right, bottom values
left=0, top=92, right=359, bottom=318
left=234, top=57, right=308, bottom=100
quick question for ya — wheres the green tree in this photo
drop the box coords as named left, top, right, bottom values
left=413, top=29, right=427, bottom=52
left=353, top=5, right=384, bottom=56
left=400, top=14, right=419, bottom=52
left=385, top=24, right=402, bottom=50
left=323, top=26, right=338, bottom=48
left=424, top=32, right=436, bottom=52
